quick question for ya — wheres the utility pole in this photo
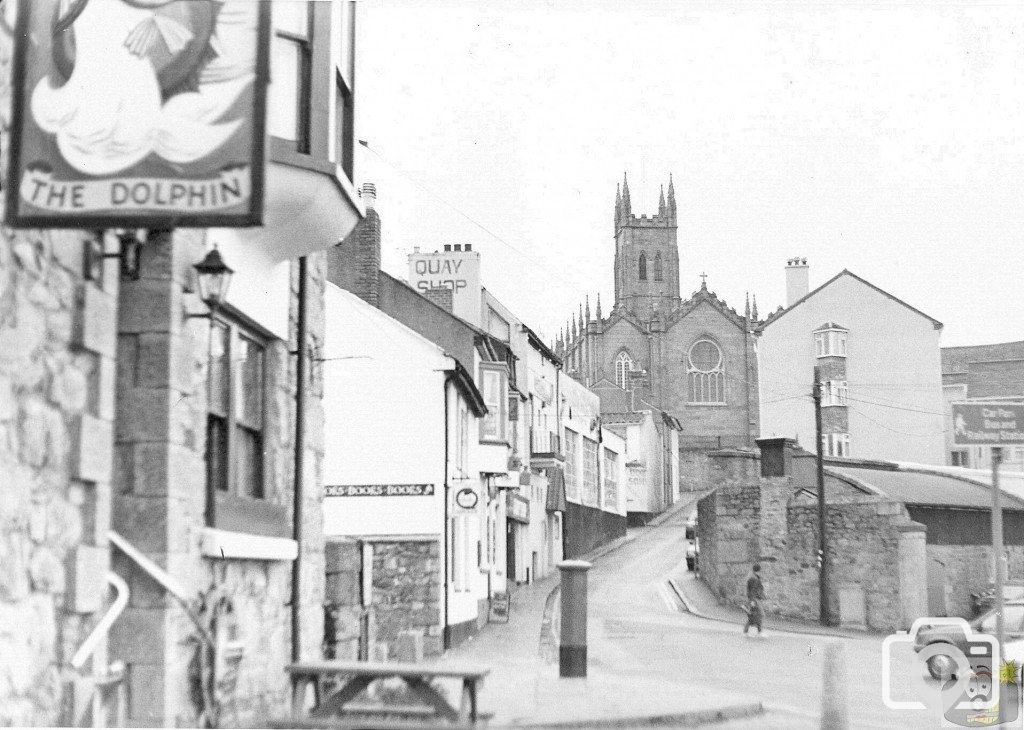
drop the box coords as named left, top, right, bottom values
left=813, top=366, right=829, bottom=626
left=993, top=446, right=1005, bottom=657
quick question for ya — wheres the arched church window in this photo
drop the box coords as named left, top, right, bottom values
left=638, top=252, right=647, bottom=281
left=687, top=339, right=725, bottom=404
left=614, top=352, right=635, bottom=390
left=653, top=253, right=664, bottom=282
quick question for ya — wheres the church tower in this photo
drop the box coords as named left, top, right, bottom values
left=613, top=173, right=680, bottom=320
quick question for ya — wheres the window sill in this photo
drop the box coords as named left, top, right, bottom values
left=815, top=354, right=847, bottom=359
left=822, top=403, right=848, bottom=408
left=201, top=527, right=298, bottom=561
left=686, top=402, right=728, bottom=407
left=480, top=439, right=511, bottom=447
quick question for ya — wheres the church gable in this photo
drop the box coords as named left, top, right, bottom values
left=666, top=285, right=747, bottom=334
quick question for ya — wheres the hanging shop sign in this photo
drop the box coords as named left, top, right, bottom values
left=507, top=492, right=530, bottom=524
left=455, top=488, right=479, bottom=510
left=5, top=0, right=270, bottom=228
left=325, top=484, right=436, bottom=498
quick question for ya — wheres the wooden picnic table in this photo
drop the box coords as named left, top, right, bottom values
left=287, top=660, right=489, bottom=727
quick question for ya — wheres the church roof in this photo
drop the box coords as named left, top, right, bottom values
left=759, top=269, right=943, bottom=331
left=666, top=281, right=748, bottom=331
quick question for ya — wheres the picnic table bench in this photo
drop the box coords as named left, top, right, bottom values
left=286, top=660, right=489, bottom=728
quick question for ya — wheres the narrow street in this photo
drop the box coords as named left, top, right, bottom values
left=575, top=498, right=940, bottom=729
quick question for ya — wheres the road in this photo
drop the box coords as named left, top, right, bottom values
left=580, top=499, right=951, bottom=728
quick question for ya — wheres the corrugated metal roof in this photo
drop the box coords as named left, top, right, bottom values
left=829, top=464, right=1024, bottom=511
left=601, top=412, right=645, bottom=424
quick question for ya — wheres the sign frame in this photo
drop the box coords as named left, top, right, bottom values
left=324, top=484, right=436, bottom=498
left=5, top=0, right=271, bottom=229
left=952, top=402, right=1024, bottom=447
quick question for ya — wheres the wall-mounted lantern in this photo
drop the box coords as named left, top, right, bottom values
left=188, top=246, right=234, bottom=319
left=84, top=230, right=143, bottom=282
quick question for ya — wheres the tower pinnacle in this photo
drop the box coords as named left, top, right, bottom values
left=622, top=172, right=631, bottom=217
left=658, top=184, right=666, bottom=215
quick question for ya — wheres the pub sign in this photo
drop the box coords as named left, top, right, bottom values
left=5, top=0, right=270, bottom=228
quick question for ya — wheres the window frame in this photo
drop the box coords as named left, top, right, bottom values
left=686, top=338, right=726, bottom=405
left=205, top=312, right=287, bottom=538
left=638, top=252, right=648, bottom=281
left=602, top=448, right=618, bottom=510
left=614, top=351, right=635, bottom=390
left=653, top=252, right=664, bottom=282
left=822, top=380, right=848, bottom=407
left=581, top=436, right=598, bottom=505
left=479, top=363, right=509, bottom=444
left=270, top=1, right=313, bottom=153
left=814, top=328, right=848, bottom=358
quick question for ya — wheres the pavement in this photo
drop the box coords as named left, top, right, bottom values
left=442, top=497, right=766, bottom=728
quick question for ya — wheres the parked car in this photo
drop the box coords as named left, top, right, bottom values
left=685, top=510, right=698, bottom=571
left=914, top=600, right=1024, bottom=680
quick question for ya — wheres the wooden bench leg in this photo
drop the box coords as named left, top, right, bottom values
left=459, top=678, right=479, bottom=725
left=291, top=676, right=312, bottom=719
left=405, top=677, right=460, bottom=723
left=311, top=675, right=375, bottom=718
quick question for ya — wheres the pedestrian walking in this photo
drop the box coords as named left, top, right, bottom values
left=743, top=564, right=766, bottom=636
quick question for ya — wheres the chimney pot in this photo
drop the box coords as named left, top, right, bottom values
left=785, top=257, right=809, bottom=306
left=454, top=244, right=462, bottom=252
left=465, top=244, right=472, bottom=251
left=360, top=182, right=377, bottom=210
left=444, top=244, right=452, bottom=252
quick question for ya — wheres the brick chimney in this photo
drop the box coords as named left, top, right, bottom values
left=327, top=183, right=381, bottom=306
left=785, top=257, right=809, bottom=307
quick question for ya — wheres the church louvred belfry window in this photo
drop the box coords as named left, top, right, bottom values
left=638, top=252, right=647, bottom=281
left=687, top=339, right=725, bottom=404
left=653, top=253, right=663, bottom=282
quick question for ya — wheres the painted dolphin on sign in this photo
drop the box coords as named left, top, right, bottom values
left=33, top=0, right=254, bottom=176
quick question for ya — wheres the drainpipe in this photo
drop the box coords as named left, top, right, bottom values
left=291, top=256, right=307, bottom=664
left=442, top=374, right=451, bottom=649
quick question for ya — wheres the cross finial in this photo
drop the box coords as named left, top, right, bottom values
left=699, top=272, right=708, bottom=287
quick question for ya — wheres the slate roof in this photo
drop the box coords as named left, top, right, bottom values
left=758, top=269, right=943, bottom=331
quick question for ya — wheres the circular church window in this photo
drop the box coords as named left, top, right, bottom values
left=688, top=340, right=722, bottom=372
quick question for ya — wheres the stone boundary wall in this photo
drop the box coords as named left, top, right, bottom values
left=697, top=449, right=925, bottom=631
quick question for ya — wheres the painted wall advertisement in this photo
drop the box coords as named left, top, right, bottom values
left=5, top=0, right=270, bottom=228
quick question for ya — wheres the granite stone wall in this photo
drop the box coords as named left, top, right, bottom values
left=0, top=31, right=119, bottom=725
left=697, top=450, right=926, bottom=631
left=111, top=233, right=327, bottom=727
left=370, top=540, right=443, bottom=659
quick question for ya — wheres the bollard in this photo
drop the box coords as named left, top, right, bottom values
left=557, top=560, right=592, bottom=678
left=820, top=642, right=848, bottom=729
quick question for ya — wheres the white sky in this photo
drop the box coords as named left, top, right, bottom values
left=355, top=0, right=1024, bottom=348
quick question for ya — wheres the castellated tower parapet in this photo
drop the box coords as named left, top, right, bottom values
left=613, top=173, right=681, bottom=320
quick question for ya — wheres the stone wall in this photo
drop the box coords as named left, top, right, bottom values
left=111, top=233, right=327, bottom=727
left=370, top=540, right=443, bottom=658
left=697, top=449, right=926, bottom=631
left=0, top=31, right=119, bottom=723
